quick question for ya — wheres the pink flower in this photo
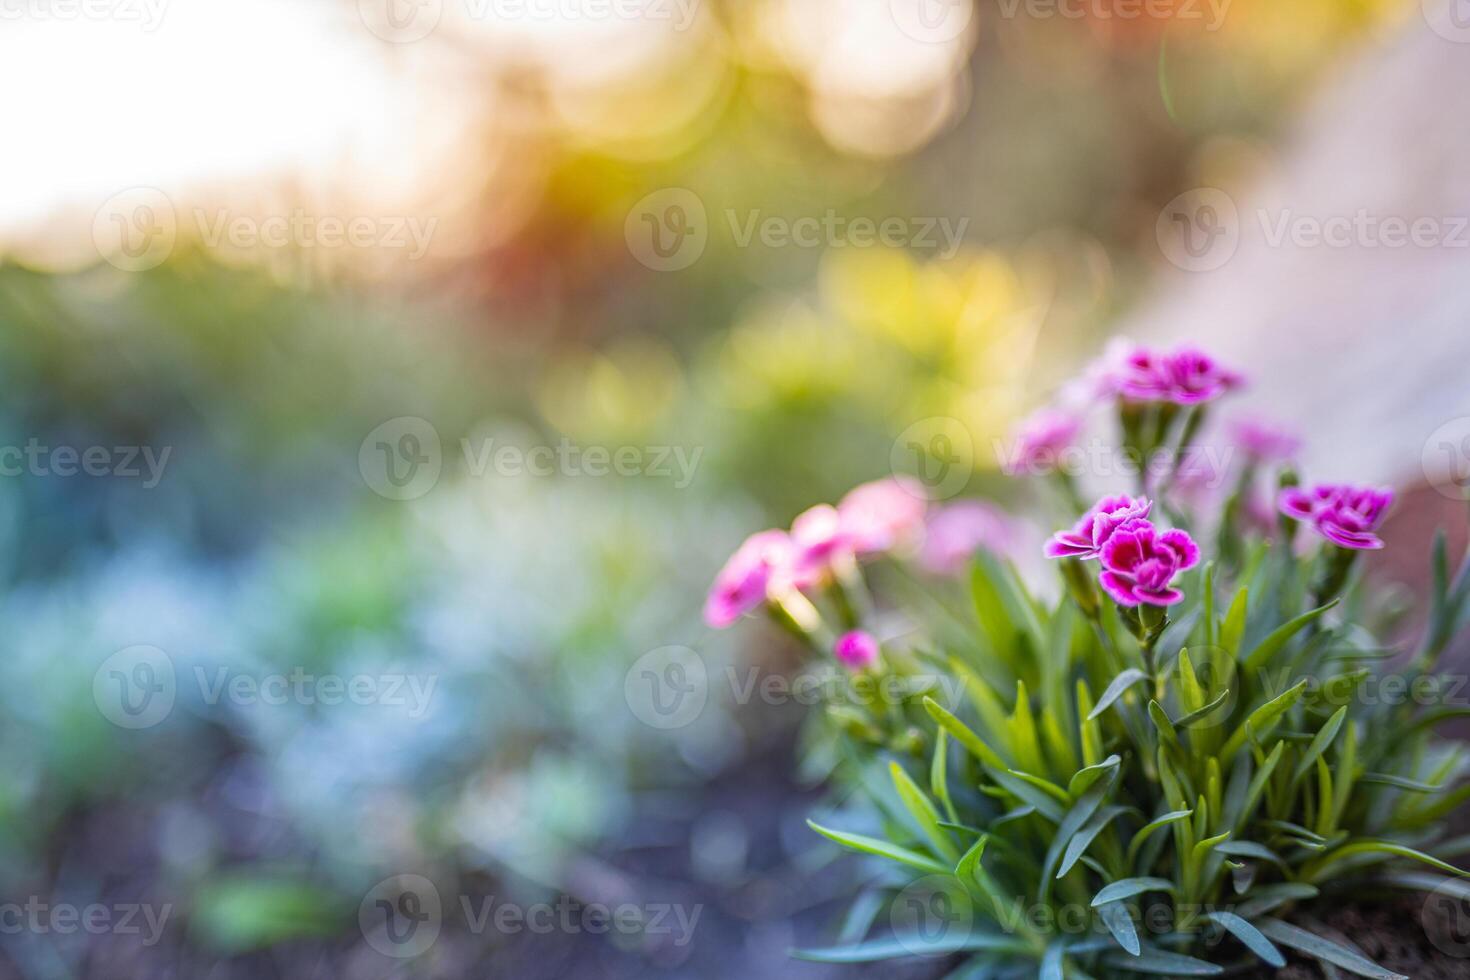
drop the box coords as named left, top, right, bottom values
left=703, top=530, right=796, bottom=628
left=1108, top=344, right=1243, bottom=406
left=833, top=630, right=880, bottom=670
left=1044, top=494, right=1152, bottom=561
left=1098, top=521, right=1200, bottom=607
left=1001, top=409, right=1083, bottom=476
left=1279, top=483, right=1393, bottom=551
left=920, top=502, right=1016, bottom=575
left=1230, top=417, right=1301, bottom=463
left=837, top=477, right=928, bottom=555
left=790, top=503, right=853, bottom=583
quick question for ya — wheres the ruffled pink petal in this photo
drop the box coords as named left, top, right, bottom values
left=1045, top=533, right=1097, bottom=559
left=1158, top=529, right=1201, bottom=571
left=1278, top=488, right=1315, bottom=520
left=1098, top=571, right=1142, bottom=606
left=1134, top=585, right=1186, bottom=606
left=1319, top=523, right=1384, bottom=550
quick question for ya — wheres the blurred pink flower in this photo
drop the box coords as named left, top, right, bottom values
left=1279, top=483, right=1393, bottom=550
left=837, top=477, right=928, bottom=555
left=1099, top=521, right=1200, bottom=607
left=1002, top=409, right=1083, bottom=476
left=833, top=630, right=880, bottom=670
left=920, top=501, right=1016, bottom=575
left=703, top=529, right=795, bottom=628
left=1230, top=417, right=1301, bottom=463
left=1106, top=344, right=1243, bottom=406
left=1045, top=494, right=1152, bottom=561
left=790, top=503, right=853, bottom=583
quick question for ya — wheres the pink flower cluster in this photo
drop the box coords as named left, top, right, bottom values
left=703, top=477, right=927, bottom=629
left=1044, top=494, right=1200, bottom=607
left=1002, top=409, right=1083, bottom=476
left=1279, top=483, right=1394, bottom=551
left=1101, top=343, right=1244, bottom=406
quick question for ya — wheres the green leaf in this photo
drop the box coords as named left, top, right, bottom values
left=1174, top=689, right=1231, bottom=728
left=1233, top=883, right=1318, bottom=918
left=1221, top=587, right=1248, bottom=656
left=1242, top=600, right=1339, bottom=672
left=891, top=761, right=960, bottom=864
left=1305, top=839, right=1470, bottom=883
left=924, top=697, right=1006, bottom=771
left=1220, top=681, right=1308, bottom=763
left=1040, top=943, right=1064, bottom=980
left=1058, top=805, right=1128, bottom=879
left=1357, top=773, right=1446, bottom=792
left=791, top=932, right=1029, bottom=962
left=1148, top=700, right=1179, bottom=750
left=1041, top=767, right=1119, bottom=901
left=1096, top=900, right=1139, bottom=956
left=931, top=728, right=956, bottom=823
left=806, top=820, right=951, bottom=875
left=1005, top=768, right=1071, bottom=806
left=1255, top=918, right=1407, bottom=979
left=1292, top=706, right=1347, bottom=782
left=1215, top=840, right=1287, bottom=869
left=1088, top=669, right=1148, bottom=720
left=1067, top=754, right=1121, bottom=797
left=1127, top=809, right=1193, bottom=867
left=1100, top=947, right=1223, bottom=975
left=1091, top=877, right=1175, bottom=907
left=1203, top=912, right=1284, bottom=967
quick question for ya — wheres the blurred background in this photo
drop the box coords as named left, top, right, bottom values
left=0, top=0, right=1464, bottom=977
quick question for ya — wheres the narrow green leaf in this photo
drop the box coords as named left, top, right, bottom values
left=1175, top=689, right=1231, bottom=728
left=1127, top=809, right=1193, bottom=867
left=1058, top=805, right=1128, bottom=879
left=1292, top=706, right=1347, bottom=782
left=1204, top=911, right=1284, bottom=967
left=1242, top=600, right=1339, bottom=672
left=891, top=761, right=960, bottom=864
left=1088, top=669, right=1148, bottom=720
left=791, top=932, right=1029, bottom=962
left=1305, top=839, right=1470, bottom=883
left=1091, top=877, right=1175, bottom=907
left=1041, top=943, right=1064, bottom=980
left=1096, top=900, right=1139, bottom=956
left=1100, top=947, right=1223, bottom=975
left=1220, top=681, right=1308, bottom=763
left=1221, top=587, right=1248, bottom=656
left=1067, top=754, right=1121, bottom=797
left=924, top=697, right=1005, bottom=770
left=806, top=820, right=951, bottom=875
left=1255, top=918, right=1407, bottom=979
left=1357, top=773, right=1446, bottom=792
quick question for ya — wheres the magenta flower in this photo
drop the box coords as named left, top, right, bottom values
left=1230, top=417, right=1301, bottom=463
left=920, top=502, right=1016, bottom=575
left=833, top=630, right=880, bottom=670
left=703, top=529, right=796, bottom=628
left=1098, top=521, right=1201, bottom=607
left=837, top=477, right=928, bottom=555
left=790, top=503, right=853, bottom=582
left=1109, top=344, right=1243, bottom=406
left=1045, top=494, right=1152, bottom=561
left=1279, top=483, right=1394, bottom=550
left=1001, top=409, right=1083, bottom=476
